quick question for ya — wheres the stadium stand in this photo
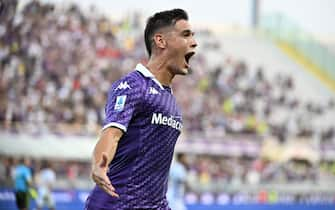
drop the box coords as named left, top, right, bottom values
left=0, top=1, right=335, bottom=209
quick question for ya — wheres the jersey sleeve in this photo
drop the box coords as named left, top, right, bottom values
left=102, top=76, right=143, bottom=132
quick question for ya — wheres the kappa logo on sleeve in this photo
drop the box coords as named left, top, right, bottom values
left=114, top=95, right=127, bottom=111
left=115, top=81, right=131, bottom=91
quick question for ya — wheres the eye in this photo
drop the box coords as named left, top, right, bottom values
left=182, top=30, right=192, bottom=37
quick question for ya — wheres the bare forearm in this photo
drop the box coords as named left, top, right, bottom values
left=90, top=127, right=123, bottom=197
left=92, top=127, right=123, bottom=168
left=92, top=136, right=118, bottom=167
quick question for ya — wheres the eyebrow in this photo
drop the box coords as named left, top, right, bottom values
left=181, top=29, right=195, bottom=36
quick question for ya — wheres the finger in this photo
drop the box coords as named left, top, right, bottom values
left=92, top=174, right=115, bottom=191
left=92, top=173, right=116, bottom=193
left=110, top=191, right=119, bottom=198
left=98, top=180, right=119, bottom=197
left=98, top=183, right=119, bottom=198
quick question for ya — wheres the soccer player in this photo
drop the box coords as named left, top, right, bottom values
left=85, top=8, right=197, bottom=210
left=13, top=157, right=32, bottom=210
left=167, top=153, right=188, bottom=210
left=35, top=160, right=56, bottom=210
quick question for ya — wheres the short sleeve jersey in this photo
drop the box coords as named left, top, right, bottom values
left=14, top=165, right=32, bottom=192
left=86, top=63, right=183, bottom=210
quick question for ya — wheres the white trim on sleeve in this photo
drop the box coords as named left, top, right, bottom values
left=102, top=122, right=127, bottom=132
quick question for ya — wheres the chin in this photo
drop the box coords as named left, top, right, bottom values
left=176, top=68, right=189, bottom=75
left=169, top=64, right=189, bottom=75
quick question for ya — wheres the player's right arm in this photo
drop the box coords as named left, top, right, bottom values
left=91, top=74, right=142, bottom=197
left=91, top=127, right=123, bottom=198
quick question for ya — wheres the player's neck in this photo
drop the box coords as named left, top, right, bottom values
left=146, top=56, right=174, bottom=87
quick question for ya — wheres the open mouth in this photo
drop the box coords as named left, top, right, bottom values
left=184, top=52, right=195, bottom=65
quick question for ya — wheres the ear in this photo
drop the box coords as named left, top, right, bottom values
left=153, top=33, right=166, bottom=50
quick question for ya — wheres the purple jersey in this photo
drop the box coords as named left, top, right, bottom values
left=85, top=64, right=182, bottom=210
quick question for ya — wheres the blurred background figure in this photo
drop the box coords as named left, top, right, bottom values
left=35, top=160, right=56, bottom=210
left=168, top=153, right=188, bottom=210
left=0, top=155, right=7, bottom=186
left=13, top=157, right=32, bottom=210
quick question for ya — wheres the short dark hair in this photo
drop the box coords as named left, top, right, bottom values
left=144, top=9, right=188, bottom=57
left=41, top=159, right=50, bottom=169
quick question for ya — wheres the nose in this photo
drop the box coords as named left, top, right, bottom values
left=190, top=37, right=197, bottom=49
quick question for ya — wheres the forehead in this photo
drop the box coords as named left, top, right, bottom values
left=173, top=19, right=192, bottom=32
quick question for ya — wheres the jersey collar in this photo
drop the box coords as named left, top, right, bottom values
left=136, top=63, right=165, bottom=90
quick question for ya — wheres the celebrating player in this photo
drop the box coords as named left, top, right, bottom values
left=85, top=8, right=197, bottom=210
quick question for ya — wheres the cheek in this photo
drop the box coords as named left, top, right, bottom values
left=169, top=42, right=181, bottom=52
left=168, top=37, right=186, bottom=50
left=166, top=39, right=186, bottom=61
left=168, top=45, right=184, bottom=58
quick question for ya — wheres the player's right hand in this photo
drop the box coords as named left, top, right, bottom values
left=91, top=153, right=119, bottom=198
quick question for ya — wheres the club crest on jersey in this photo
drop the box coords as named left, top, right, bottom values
left=115, top=81, right=131, bottom=91
left=114, top=95, right=127, bottom=111
left=149, top=87, right=160, bottom=95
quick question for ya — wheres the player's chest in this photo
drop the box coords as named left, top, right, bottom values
left=142, top=86, right=182, bottom=118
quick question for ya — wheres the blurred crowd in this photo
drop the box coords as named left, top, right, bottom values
left=1, top=1, right=334, bottom=144
left=0, top=0, right=144, bottom=135
left=0, top=155, right=88, bottom=189
left=180, top=34, right=335, bottom=144
left=183, top=154, right=335, bottom=193
left=1, top=154, right=335, bottom=193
